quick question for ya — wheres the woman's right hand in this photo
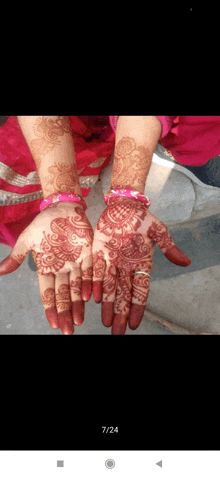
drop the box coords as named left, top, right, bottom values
left=0, top=202, right=94, bottom=335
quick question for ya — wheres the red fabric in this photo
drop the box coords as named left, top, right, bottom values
left=2, top=115, right=220, bottom=249
left=0, top=116, right=115, bottom=248
left=110, top=115, right=220, bottom=167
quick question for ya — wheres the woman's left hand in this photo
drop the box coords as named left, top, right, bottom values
left=92, top=197, right=192, bottom=335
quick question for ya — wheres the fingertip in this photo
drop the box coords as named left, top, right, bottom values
left=92, top=280, right=103, bottom=304
left=165, top=246, right=192, bottom=267
left=45, top=306, right=59, bottom=330
left=0, top=255, right=21, bottom=275
left=101, top=302, right=114, bottom=327
left=81, top=279, right=92, bottom=302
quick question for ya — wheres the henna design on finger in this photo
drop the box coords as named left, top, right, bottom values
left=82, top=266, right=93, bottom=279
left=0, top=254, right=26, bottom=275
left=70, top=277, right=82, bottom=297
left=132, top=274, right=150, bottom=305
left=147, top=221, right=174, bottom=251
left=56, top=284, right=72, bottom=313
left=33, top=211, right=93, bottom=275
left=102, top=264, right=117, bottom=301
left=30, top=116, right=73, bottom=170
left=114, top=272, right=133, bottom=315
left=41, top=288, right=56, bottom=308
left=10, top=253, right=27, bottom=265
left=93, top=250, right=105, bottom=279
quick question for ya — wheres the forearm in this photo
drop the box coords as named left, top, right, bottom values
left=17, top=116, right=82, bottom=199
left=111, top=116, right=162, bottom=194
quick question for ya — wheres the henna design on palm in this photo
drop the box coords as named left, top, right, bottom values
left=33, top=208, right=93, bottom=275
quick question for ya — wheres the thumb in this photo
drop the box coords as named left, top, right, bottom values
left=148, top=220, right=192, bottom=267
left=164, top=244, right=192, bottom=267
left=0, top=234, right=30, bottom=276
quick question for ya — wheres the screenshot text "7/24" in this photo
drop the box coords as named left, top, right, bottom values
left=102, top=427, right=119, bottom=433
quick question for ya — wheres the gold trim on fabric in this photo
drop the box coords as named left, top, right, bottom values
left=0, top=175, right=99, bottom=205
left=0, top=162, right=41, bottom=186
left=89, top=157, right=107, bottom=168
left=0, top=189, right=44, bottom=205
left=79, top=175, right=99, bottom=188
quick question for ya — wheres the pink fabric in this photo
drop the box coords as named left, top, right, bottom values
left=109, top=115, right=174, bottom=138
left=0, top=116, right=116, bottom=248
left=109, top=115, right=220, bottom=167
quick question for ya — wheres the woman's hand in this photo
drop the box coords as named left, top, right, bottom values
left=0, top=202, right=94, bottom=335
left=92, top=197, right=192, bottom=335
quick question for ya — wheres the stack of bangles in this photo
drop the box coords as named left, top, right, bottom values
left=39, top=189, right=151, bottom=213
left=40, top=190, right=151, bottom=278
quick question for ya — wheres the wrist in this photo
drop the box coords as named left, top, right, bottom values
left=42, top=185, right=82, bottom=200
left=110, top=183, right=145, bottom=194
left=40, top=192, right=87, bottom=213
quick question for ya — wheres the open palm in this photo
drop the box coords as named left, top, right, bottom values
left=0, top=202, right=94, bottom=335
left=92, top=197, right=192, bottom=335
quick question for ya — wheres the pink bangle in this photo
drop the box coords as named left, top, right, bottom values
left=40, top=193, right=88, bottom=212
left=104, top=188, right=151, bottom=208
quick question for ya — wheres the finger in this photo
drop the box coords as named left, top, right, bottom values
left=55, top=274, right=74, bottom=335
left=101, top=263, right=117, bottom=328
left=129, top=271, right=151, bottom=330
left=165, top=244, right=192, bottom=267
left=38, top=273, right=59, bottom=331
left=0, top=233, right=29, bottom=275
left=92, top=250, right=106, bottom=304
left=81, top=254, right=93, bottom=302
left=112, top=270, right=133, bottom=335
left=69, top=267, right=85, bottom=327
left=147, top=219, right=192, bottom=267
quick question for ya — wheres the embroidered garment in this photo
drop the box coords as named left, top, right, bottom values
left=0, top=116, right=115, bottom=247
left=110, top=115, right=220, bottom=167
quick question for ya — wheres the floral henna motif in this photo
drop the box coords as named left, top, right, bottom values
left=111, top=137, right=152, bottom=190
left=30, top=116, right=73, bottom=170
left=82, top=266, right=93, bottom=279
left=33, top=213, right=93, bottom=275
left=147, top=222, right=174, bottom=251
left=41, top=288, right=56, bottom=308
left=132, top=274, right=150, bottom=305
left=44, top=162, right=79, bottom=195
left=93, top=250, right=106, bottom=279
left=103, top=264, right=117, bottom=301
left=56, top=284, right=72, bottom=313
left=70, top=277, right=82, bottom=297
left=97, top=198, right=148, bottom=240
left=114, top=274, right=133, bottom=315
